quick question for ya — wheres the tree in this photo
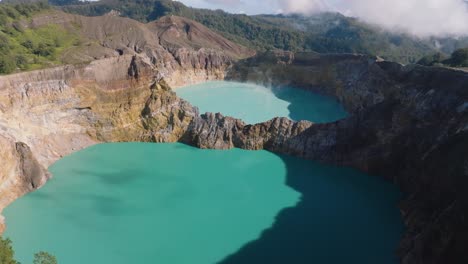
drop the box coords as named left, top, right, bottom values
left=22, top=39, right=35, bottom=50
left=417, top=52, right=447, bottom=66
left=15, top=54, right=28, bottom=70
left=0, top=56, right=16, bottom=74
left=33, top=43, right=55, bottom=57
left=33, top=251, right=58, bottom=264
left=0, top=35, right=10, bottom=53
left=0, top=13, right=8, bottom=27
left=448, top=48, right=468, bottom=67
left=0, top=237, right=19, bottom=264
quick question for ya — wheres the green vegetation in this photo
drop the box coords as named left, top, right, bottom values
left=0, top=236, right=58, bottom=264
left=447, top=48, right=468, bottom=67
left=416, top=52, right=448, bottom=67
left=0, top=237, right=18, bottom=264
left=256, top=14, right=437, bottom=63
left=0, top=2, right=81, bottom=74
left=33, top=251, right=57, bottom=264
left=417, top=47, right=468, bottom=68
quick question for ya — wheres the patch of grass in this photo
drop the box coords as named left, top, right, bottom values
left=0, top=2, right=82, bottom=74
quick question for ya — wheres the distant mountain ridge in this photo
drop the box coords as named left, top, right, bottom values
left=3, top=0, right=464, bottom=64
left=2, top=0, right=468, bottom=64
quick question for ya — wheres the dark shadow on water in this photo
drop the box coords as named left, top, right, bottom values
left=69, top=168, right=143, bottom=186
left=29, top=191, right=55, bottom=201
left=88, top=194, right=125, bottom=216
left=270, top=86, right=348, bottom=123
left=40, top=168, right=146, bottom=224
left=218, top=154, right=403, bottom=264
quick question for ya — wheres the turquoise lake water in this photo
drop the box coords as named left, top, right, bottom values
left=176, top=81, right=347, bottom=124
left=3, top=81, right=403, bottom=264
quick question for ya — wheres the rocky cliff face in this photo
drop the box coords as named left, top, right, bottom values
left=196, top=51, right=468, bottom=264
left=1, top=46, right=467, bottom=264
left=0, top=54, right=200, bottom=230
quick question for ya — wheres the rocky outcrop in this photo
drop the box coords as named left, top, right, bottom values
left=0, top=137, right=50, bottom=233
left=183, top=113, right=313, bottom=152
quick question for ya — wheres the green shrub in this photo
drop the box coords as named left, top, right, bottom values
left=34, top=43, right=55, bottom=57
left=0, top=56, right=16, bottom=74
left=0, top=35, right=10, bottom=52
left=448, top=48, right=468, bottom=67
left=0, top=237, right=19, bottom=264
left=0, top=236, right=58, bottom=264
left=21, top=39, right=35, bottom=49
left=417, top=52, right=447, bottom=66
left=15, top=54, right=28, bottom=69
left=33, top=251, right=58, bottom=264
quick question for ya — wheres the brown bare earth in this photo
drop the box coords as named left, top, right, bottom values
left=28, top=10, right=254, bottom=64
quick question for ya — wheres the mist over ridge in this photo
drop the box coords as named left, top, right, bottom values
left=181, top=0, right=468, bottom=37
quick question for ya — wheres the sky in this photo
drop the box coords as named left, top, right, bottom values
left=175, top=0, right=468, bottom=37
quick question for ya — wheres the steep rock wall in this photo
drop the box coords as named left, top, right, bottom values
left=206, top=52, right=468, bottom=264
left=1, top=50, right=467, bottom=264
left=0, top=54, right=200, bottom=230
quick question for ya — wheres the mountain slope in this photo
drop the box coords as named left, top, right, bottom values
left=34, top=0, right=468, bottom=64
left=0, top=2, right=253, bottom=74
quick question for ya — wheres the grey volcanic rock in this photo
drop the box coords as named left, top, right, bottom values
left=184, top=113, right=313, bottom=153
left=15, top=142, right=51, bottom=190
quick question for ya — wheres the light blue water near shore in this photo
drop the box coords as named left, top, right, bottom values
left=3, top=81, right=403, bottom=264
left=176, top=81, right=347, bottom=124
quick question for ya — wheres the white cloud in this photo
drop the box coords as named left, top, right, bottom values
left=177, top=0, right=468, bottom=37
left=349, top=0, right=468, bottom=37
left=277, top=0, right=331, bottom=14
left=279, top=0, right=468, bottom=37
left=204, top=0, right=243, bottom=6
